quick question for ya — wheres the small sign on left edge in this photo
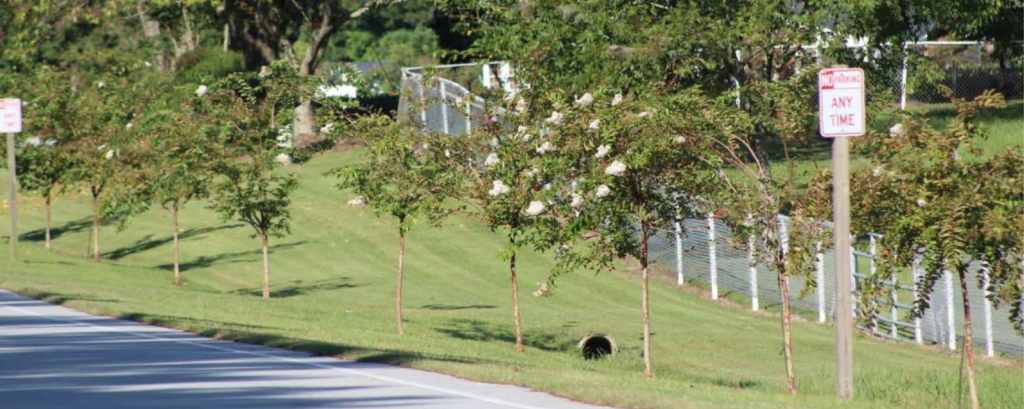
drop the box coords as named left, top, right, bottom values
left=0, top=98, right=22, bottom=133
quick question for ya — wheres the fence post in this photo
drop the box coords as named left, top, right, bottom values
left=674, top=218, right=684, bottom=286
left=890, top=274, right=898, bottom=339
left=748, top=214, right=758, bottom=312
left=418, top=79, right=427, bottom=125
left=982, top=264, right=994, bottom=357
left=816, top=241, right=825, bottom=322
left=465, top=98, right=472, bottom=135
left=708, top=213, right=718, bottom=300
left=869, top=235, right=878, bottom=334
left=912, top=253, right=922, bottom=344
left=944, top=269, right=957, bottom=351
left=850, top=238, right=857, bottom=318
left=900, top=43, right=909, bottom=110
left=439, top=80, right=450, bottom=135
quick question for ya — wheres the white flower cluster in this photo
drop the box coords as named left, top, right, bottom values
left=484, top=153, right=500, bottom=168
left=126, top=123, right=134, bottom=132
left=444, top=149, right=451, bottom=158
left=25, top=137, right=42, bottom=147
left=595, top=144, right=611, bottom=159
left=588, top=119, right=601, bottom=131
left=195, top=85, right=208, bottom=97
left=348, top=196, right=367, bottom=207
left=604, top=160, right=626, bottom=175
left=575, top=93, right=593, bottom=106
left=97, top=81, right=106, bottom=89
left=595, top=184, right=611, bottom=198
left=611, top=93, right=623, bottom=106
left=570, top=193, right=584, bottom=209
left=259, top=66, right=272, bottom=78
left=536, top=141, right=555, bottom=154
left=673, top=135, right=686, bottom=144
left=545, top=111, right=563, bottom=125
left=105, top=149, right=115, bottom=160
left=638, top=111, right=650, bottom=118
left=889, top=123, right=905, bottom=137
left=872, top=166, right=884, bottom=177
left=916, top=198, right=927, bottom=207
left=524, top=168, right=540, bottom=178
left=532, top=282, right=551, bottom=297
left=524, top=200, right=546, bottom=216
left=489, top=180, right=510, bottom=197
left=320, top=122, right=335, bottom=134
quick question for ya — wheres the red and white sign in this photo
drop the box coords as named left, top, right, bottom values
left=818, top=68, right=865, bottom=137
left=0, top=98, right=22, bottom=133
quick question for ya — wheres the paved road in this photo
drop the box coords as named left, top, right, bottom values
left=0, top=289, right=611, bottom=409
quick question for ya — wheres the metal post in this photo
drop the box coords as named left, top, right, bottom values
left=982, top=264, right=994, bottom=357
left=418, top=81, right=427, bottom=125
left=748, top=214, right=758, bottom=312
left=816, top=241, right=825, bottom=323
left=6, top=133, right=17, bottom=262
left=944, top=269, right=957, bottom=351
left=465, top=98, right=472, bottom=136
left=912, top=253, right=923, bottom=344
left=869, top=235, right=878, bottom=333
left=708, top=213, right=718, bottom=300
left=674, top=218, right=684, bottom=286
left=899, top=44, right=909, bottom=110
left=833, top=135, right=854, bottom=399
left=439, top=81, right=450, bottom=135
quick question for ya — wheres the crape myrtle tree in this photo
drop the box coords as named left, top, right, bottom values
left=697, top=74, right=834, bottom=394
left=429, top=110, right=561, bottom=354
left=67, top=64, right=159, bottom=262
left=533, top=90, right=719, bottom=378
left=16, top=68, right=80, bottom=251
left=208, top=61, right=311, bottom=299
left=150, top=83, right=218, bottom=285
left=332, top=116, right=459, bottom=334
left=852, top=89, right=1022, bottom=409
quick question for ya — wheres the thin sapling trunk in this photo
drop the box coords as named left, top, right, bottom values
left=510, top=236, right=525, bottom=353
left=396, top=230, right=405, bottom=335
left=172, top=202, right=181, bottom=285
left=640, top=221, right=653, bottom=377
left=91, top=188, right=100, bottom=262
left=262, top=234, right=270, bottom=298
left=958, top=268, right=980, bottom=409
left=45, top=194, right=52, bottom=251
left=780, top=272, right=796, bottom=394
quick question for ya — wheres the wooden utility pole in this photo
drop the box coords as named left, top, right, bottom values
left=6, top=133, right=17, bottom=262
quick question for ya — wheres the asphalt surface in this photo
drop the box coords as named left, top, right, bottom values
left=0, top=289, right=611, bottom=409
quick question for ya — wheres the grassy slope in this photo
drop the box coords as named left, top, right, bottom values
left=0, top=149, right=1021, bottom=409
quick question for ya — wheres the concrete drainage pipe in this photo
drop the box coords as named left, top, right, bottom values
left=577, top=333, right=617, bottom=359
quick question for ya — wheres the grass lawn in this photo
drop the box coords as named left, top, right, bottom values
left=0, top=149, right=1021, bottom=409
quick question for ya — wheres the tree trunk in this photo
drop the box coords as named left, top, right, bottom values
left=640, top=222, right=653, bottom=377
left=396, top=230, right=405, bottom=335
left=173, top=203, right=181, bottom=286
left=136, top=0, right=168, bottom=72
left=92, top=191, right=100, bottom=262
left=780, top=273, right=796, bottom=394
left=958, top=268, right=980, bottom=409
left=292, top=100, right=316, bottom=148
left=510, top=237, right=525, bottom=353
left=44, top=194, right=51, bottom=251
left=223, top=23, right=230, bottom=52
left=262, top=235, right=270, bottom=298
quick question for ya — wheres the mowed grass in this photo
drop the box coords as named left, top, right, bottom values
left=0, top=150, right=1022, bottom=409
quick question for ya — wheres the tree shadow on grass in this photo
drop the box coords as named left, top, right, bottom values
left=420, top=304, right=496, bottom=311
left=117, top=312, right=277, bottom=332
left=435, top=318, right=575, bottom=352
left=230, top=277, right=357, bottom=298
left=20, top=217, right=92, bottom=242
left=16, top=289, right=120, bottom=306
left=106, top=224, right=244, bottom=261
left=154, top=240, right=308, bottom=273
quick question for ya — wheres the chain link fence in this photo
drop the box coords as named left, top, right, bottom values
left=400, top=49, right=1023, bottom=356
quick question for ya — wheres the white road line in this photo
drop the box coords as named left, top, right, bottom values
left=0, top=301, right=550, bottom=409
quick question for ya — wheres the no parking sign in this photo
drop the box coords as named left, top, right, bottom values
left=0, top=98, right=22, bottom=134
left=818, top=68, right=865, bottom=138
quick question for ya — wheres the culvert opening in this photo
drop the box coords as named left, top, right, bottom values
left=578, top=333, right=617, bottom=360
